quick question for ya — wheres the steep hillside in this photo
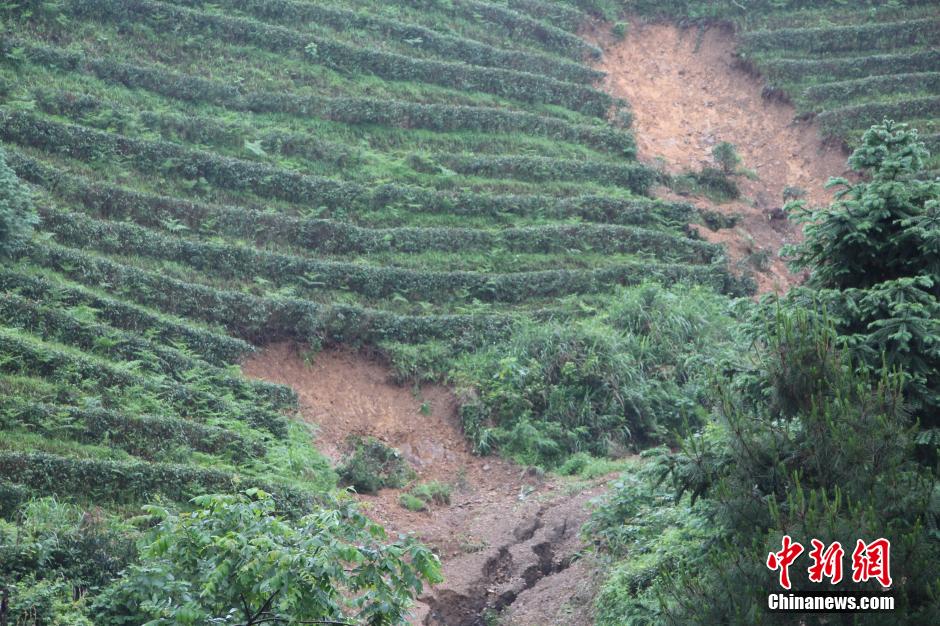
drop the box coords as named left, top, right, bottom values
left=2, top=0, right=937, bottom=624
left=0, top=0, right=744, bottom=622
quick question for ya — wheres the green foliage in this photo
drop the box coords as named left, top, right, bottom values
left=0, top=0, right=775, bottom=615
left=399, top=492, right=427, bottom=512
left=671, top=167, right=741, bottom=203
left=788, top=120, right=940, bottom=426
left=66, top=0, right=611, bottom=116
left=612, top=22, right=628, bottom=40
left=591, top=123, right=940, bottom=624
left=92, top=491, right=441, bottom=626
left=409, top=481, right=452, bottom=506
left=711, top=141, right=741, bottom=174
left=455, top=283, right=737, bottom=467
left=0, top=146, right=37, bottom=258
left=339, top=437, right=415, bottom=494
left=1, top=497, right=136, bottom=625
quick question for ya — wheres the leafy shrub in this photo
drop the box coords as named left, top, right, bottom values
left=91, top=491, right=441, bottom=625
left=399, top=493, right=427, bottom=512
left=0, top=146, right=37, bottom=258
left=672, top=167, right=741, bottom=202
left=711, top=141, right=741, bottom=174
left=410, top=481, right=452, bottom=506
left=612, top=22, right=628, bottom=39
left=556, top=452, right=626, bottom=479
left=455, top=283, right=737, bottom=467
left=339, top=437, right=414, bottom=494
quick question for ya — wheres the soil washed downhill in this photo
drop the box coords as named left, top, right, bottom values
left=591, top=21, right=850, bottom=293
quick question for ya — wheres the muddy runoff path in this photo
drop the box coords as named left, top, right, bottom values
left=243, top=344, right=606, bottom=626
left=590, top=20, right=850, bottom=293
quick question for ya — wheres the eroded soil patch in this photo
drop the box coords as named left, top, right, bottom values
left=243, top=344, right=604, bottom=625
left=590, top=21, right=851, bottom=292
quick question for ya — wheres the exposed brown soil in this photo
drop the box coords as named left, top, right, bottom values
left=589, top=20, right=852, bottom=293
left=242, top=343, right=605, bottom=626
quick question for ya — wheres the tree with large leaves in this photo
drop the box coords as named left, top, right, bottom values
left=92, top=490, right=441, bottom=626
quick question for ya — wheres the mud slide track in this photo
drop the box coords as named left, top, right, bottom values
left=592, top=21, right=850, bottom=292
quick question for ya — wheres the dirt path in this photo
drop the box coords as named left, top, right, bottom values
left=243, top=344, right=605, bottom=626
left=590, top=21, right=851, bottom=292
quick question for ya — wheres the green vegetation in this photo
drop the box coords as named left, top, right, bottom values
left=6, top=0, right=934, bottom=621
left=6, top=0, right=717, bottom=619
left=711, top=140, right=741, bottom=174
left=400, top=481, right=452, bottom=511
left=588, top=123, right=940, bottom=624
left=0, top=147, right=37, bottom=257
left=91, top=491, right=441, bottom=625
left=339, top=437, right=415, bottom=494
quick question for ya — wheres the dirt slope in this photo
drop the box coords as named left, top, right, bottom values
left=243, top=344, right=605, bottom=626
left=590, top=21, right=851, bottom=292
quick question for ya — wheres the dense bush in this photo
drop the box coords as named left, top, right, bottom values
left=816, top=96, right=940, bottom=139
left=741, top=18, right=940, bottom=55
left=0, top=326, right=290, bottom=436
left=5, top=40, right=636, bottom=154
left=91, top=492, right=441, bottom=625
left=455, top=283, right=738, bottom=466
left=1, top=498, right=137, bottom=623
left=437, top=153, right=657, bottom=192
left=0, top=147, right=37, bottom=258
left=43, top=208, right=741, bottom=304
left=0, top=110, right=643, bottom=224
left=0, top=290, right=292, bottom=410
left=10, top=150, right=690, bottom=235
left=394, top=0, right=600, bottom=59
left=801, top=72, right=940, bottom=108
left=0, top=396, right=264, bottom=460
left=589, top=123, right=940, bottom=625
left=0, top=452, right=317, bottom=513
left=0, top=265, right=253, bottom=365
left=761, top=50, right=940, bottom=84
left=338, top=437, right=414, bottom=493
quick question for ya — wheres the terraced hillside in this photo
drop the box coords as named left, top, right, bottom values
left=0, top=0, right=749, bottom=621
left=631, top=0, right=940, bottom=168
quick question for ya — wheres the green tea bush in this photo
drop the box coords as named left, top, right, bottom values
left=0, top=265, right=252, bottom=365
left=761, top=49, right=940, bottom=83
left=741, top=18, right=940, bottom=55
left=816, top=96, right=940, bottom=139
left=169, top=0, right=600, bottom=83
left=0, top=452, right=317, bottom=513
left=338, top=437, right=414, bottom=494
left=0, top=147, right=37, bottom=258
left=71, top=0, right=612, bottom=116
left=5, top=38, right=637, bottom=154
